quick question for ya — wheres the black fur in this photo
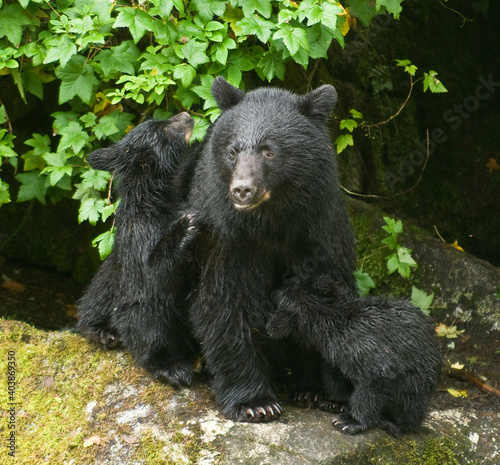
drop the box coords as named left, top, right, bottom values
left=267, top=288, right=442, bottom=436
left=76, top=112, right=199, bottom=387
left=186, top=77, right=358, bottom=422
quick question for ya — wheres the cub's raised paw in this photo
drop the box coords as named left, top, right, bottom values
left=153, top=362, right=193, bottom=388
left=332, top=413, right=368, bottom=435
left=229, top=402, right=282, bottom=423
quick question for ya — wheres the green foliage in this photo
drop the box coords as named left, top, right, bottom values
left=0, top=0, right=406, bottom=256
left=410, top=285, right=434, bottom=315
left=382, top=216, right=418, bottom=278
left=354, top=269, right=376, bottom=296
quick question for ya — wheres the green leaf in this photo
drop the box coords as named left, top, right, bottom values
left=0, top=180, right=11, bottom=206
left=340, top=119, right=358, bottom=132
left=385, top=252, right=399, bottom=275
left=180, top=40, right=210, bottom=67
left=350, top=109, right=364, bottom=119
left=78, top=197, right=105, bottom=225
left=382, top=216, right=403, bottom=235
left=397, top=246, right=417, bottom=266
left=237, top=14, right=275, bottom=43
left=96, top=41, right=141, bottom=78
left=44, top=34, right=78, bottom=67
left=189, top=0, right=227, bottom=22
left=320, top=2, right=343, bottom=31
left=55, top=55, right=99, bottom=104
left=355, top=269, right=376, bottom=296
left=16, top=171, right=47, bottom=204
left=346, top=0, right=377, bottom=26
left=334, top=134, right=353, bottom=154
left=114, top=7, right=154, bottom=43
left=423, top=70, right=448, bottom=93
left=0, top=4, right=32, bottom=46
left=376, top=0, right=405, bottom=19
left=273, top=24, right=308, bottom=57
left=92, top=228, right=116, bottom=260
left=94, top=115, right=120, bottom=140
left=81, top=169, right=111, bottom=191
left=57, top=121, right=89, bottom=153
left=395, top=59, right=417, bottom=76
left=241, top=0, right=272, bottom=19
left=173, top=64, right=197, bottom=87
left=0, top=106, right=7, bottom=124
left=381, top=234, right=398, bottom=250
left=258, top=49, right=285, bottom=82
left=411, top=286, right=434, bottom=315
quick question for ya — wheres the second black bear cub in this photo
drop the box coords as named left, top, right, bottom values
left=77, top=112, right=198, bottom=388
left=267, top=288, right=442, bottom=436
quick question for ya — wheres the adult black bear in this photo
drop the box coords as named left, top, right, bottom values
left=77, top=112, right=198, bottom=387
left=186, top=77, right=358, bottom=422
left=267, top=286, right=442, bottom=436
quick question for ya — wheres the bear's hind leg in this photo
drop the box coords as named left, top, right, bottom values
left=332, top=383, right=383, bottom=435
left=77, top=258, right=121, bottom=349
left=115, top=300, right=194, bottom=388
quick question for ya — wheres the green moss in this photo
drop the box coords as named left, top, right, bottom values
left=347, top=198, right=415, bottom=297
left=0, top=319, right=125, bottom=464
left=339, top=436, right=460, bottom=465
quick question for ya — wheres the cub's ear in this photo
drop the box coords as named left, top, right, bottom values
left=298, top=84, right=338, bottom=121
left=211, top=76, right=245, bottom=111
left=86, top=148, right=117, bottom=171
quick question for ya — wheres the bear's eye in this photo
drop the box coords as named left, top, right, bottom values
left=228, top=148, right=238, bottom=158
left=262, top=149, right=275, bottom=159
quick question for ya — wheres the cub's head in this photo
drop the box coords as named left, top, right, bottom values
left=209, top=77, right=337, bottom=212
left=86, top=112, right=194, bottom=180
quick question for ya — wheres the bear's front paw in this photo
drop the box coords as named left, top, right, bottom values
left=228, top=402, right=282, bottom=423
left=266, top=311, right=294, bottom=339
left=153, top=362, right=193, bottom=388
left=332, top=413, right=368, bottom=435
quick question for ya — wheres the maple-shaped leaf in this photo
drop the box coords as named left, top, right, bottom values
left=113, top=7, right=153, bottom=44
left=237, top=15, right=275, bottom=43
left=57, top=121, right=89, bottom=153
left=15, top=171, right=47, bottom=204
left=55, top=55, right=99, bottom=104
left=0, top=4, right=32, bottom=46
left=423, top=70, right=448, bottom=93
left=486, top=158, right=500, bottom=174
left=241, top=0, right=273, bottom=19
left=376, top=0, right=405, bottom=19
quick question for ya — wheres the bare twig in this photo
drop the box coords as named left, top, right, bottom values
left=341, top=129, right=431, bottom=199
left=363, top=75, right=422, bottom=128
left=446, top=369, right=500, bottom=398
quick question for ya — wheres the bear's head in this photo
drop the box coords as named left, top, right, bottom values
left=86, top=112, right=194, bottom=182
left=207, top=77, right=338, bottom=213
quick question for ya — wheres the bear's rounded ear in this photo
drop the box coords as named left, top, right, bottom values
left=298, top=84, right=338, bottom=121
left=86, top=148, right=116, bottom=171
left=165, top=112, right=194, bottom=143
left=211, top=76, right=245, bottom=111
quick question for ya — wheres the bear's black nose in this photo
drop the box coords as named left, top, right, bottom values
left=231, top=182, right=257, bottom=203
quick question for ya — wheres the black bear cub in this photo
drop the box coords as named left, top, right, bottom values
left=77, top=112, right=198, bottom=388
left=267, top=286, right=442, bottom=436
